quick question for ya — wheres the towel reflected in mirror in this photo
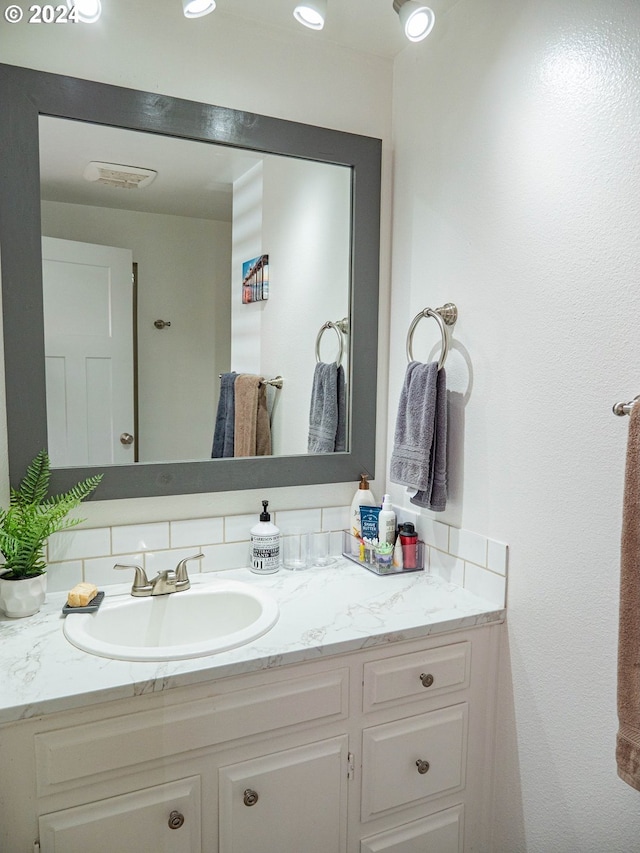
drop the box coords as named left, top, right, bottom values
left=308, top=362, right=347, bottom=453
left=211, top=372, right=272, bottom=458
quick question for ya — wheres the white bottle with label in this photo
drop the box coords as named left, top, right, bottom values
left=379, top=494, right=397, bottom=545
left=250, top=500, right=280, bottom=574
left=350, top=474, right=377, bottom=552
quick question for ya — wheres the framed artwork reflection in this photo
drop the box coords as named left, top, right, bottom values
left=242, top=254, right=269, bottom=304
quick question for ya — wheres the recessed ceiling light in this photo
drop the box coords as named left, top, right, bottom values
left=293, top=0, right=327, bottom=31
left=182, top=0, right=216, bottom=19
left=68, top=0, right=101, bottom=23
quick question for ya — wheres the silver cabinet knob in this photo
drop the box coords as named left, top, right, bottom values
left=419, top=672, right=434, bottom=688
left=243, top=788, right=259, bottom=807
left=416, top=759, right=430, bottom=775
left=120, top=432, right=134, bottom=446
left=168, top=810, right=185, bottom=829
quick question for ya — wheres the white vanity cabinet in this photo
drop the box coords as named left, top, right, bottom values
left=0, top=624, right=499, bottom=853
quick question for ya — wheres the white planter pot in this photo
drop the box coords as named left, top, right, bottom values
left=0, top=573, right=47, bottom=618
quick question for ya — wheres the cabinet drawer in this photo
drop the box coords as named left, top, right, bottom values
left=36, top=667, right=348, bottom=795
left=360, top=804, right=463, bottom=853
left=363, top=642, right=470, bottom=713
left=38, top=775, right=201, bottom=852
left=361, top=703, right=467, bottom=821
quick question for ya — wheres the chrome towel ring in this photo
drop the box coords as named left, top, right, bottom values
left=316, top=318, right=348, bottom=365
left=406, top=303, right=458, bottom=369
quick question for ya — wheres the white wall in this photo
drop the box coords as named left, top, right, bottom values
left=0, top=0, right=393, bottom=525
left=231, top=164, right=263, bottom=376
left=41, top=201, right=232, bottom=462
left=390, top=0, right=640, bottom=848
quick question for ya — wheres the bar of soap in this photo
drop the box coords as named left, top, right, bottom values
left=67, top=582, right=98, bottom=608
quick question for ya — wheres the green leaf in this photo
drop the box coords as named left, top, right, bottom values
left=0, top=451, right=102, bottom=578
left=12, top=448, right=50, bottom=506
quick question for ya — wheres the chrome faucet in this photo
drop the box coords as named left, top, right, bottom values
left=114, top=553, right=204, bottom=597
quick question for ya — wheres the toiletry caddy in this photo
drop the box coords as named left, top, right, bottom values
left=342, top=529, right=425, bottom=575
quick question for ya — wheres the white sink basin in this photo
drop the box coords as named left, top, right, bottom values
left=63, top=580, right=279, bottom=662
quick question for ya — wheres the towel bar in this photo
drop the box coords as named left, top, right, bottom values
left=218, top=374, right=283, bottom=389
left=262, top=376, right=284, bottom=390
left=406, top=303, right=458, bottom=369
left=315, top=318, right=348, bottom=365
left=613, top=395, right=640, bottom=416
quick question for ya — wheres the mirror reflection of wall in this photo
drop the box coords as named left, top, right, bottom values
left=38, top=116, right=351, bottom=467
left=231, top=156, right=351, bottom=458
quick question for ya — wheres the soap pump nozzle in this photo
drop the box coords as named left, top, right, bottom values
left=260, top=500, right=271, bottom=522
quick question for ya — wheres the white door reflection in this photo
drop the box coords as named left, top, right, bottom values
left=42, top=236, right=134, bottom=467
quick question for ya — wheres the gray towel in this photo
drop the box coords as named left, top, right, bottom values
left=335, top=365, right=347, bottom=452
left=308, top=362, right=344, bottom=453
left=411, top=366, right=447, bottom=511
left=389, top=361, right=447, bottom=512
left=211, top=372, right=236, bottom=458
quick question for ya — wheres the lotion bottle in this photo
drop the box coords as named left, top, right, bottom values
left=350, top=474, right=376, bottom=553
left=250, top=500, right=280, bottom=574
left=378, top=494, right=396, bottom=545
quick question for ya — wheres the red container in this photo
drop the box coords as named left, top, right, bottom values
left=398, top=522, right=418, bottom=570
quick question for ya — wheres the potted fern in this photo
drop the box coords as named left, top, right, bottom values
left=0, top=450, right=102, bottom=618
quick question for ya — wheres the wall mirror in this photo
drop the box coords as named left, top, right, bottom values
left=0, top=63, right=381, bottom=499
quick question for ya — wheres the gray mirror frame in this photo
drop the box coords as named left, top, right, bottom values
left=0, top=63, right=380, bottom=500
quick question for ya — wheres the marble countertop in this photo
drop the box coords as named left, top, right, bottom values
left=0, top=560, right=505, bottom=725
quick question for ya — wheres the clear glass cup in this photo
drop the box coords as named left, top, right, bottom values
left=282, top=533, right=312, bottom=570
left=311, top=531, right=335, bottom=566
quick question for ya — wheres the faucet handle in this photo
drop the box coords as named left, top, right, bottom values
left=114, top=563, right=151, bottom=595
left=175, top=553, right=204, bottom=584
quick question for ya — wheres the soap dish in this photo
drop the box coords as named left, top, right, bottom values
left=62, top=591, right=105, bottom=615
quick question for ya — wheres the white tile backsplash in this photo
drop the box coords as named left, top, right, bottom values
left=487, top=538, right=509, bottom=576
left=46, top=561, right=83, bottom=592
left=224, top=513, right=255, bottom=543
left=389, top=500, right=508, bottom=608
left=48, top=527, right=111, bottom=562
left=449, top=527, right=487, bottom=567
left=321, top=505, right=350, bottom=532
left=44, top=501, right=508, bottom=609
left=201, top=542, right=253, bottom=572
left=171, top=517, right=223, bottom=548
left=275, top=508, right=322, bottom=535
left=418, top=517, right=450, bottom=552
left=112, top=522, right=170, bottom=554
left=84, top=553, right=143, bottom=587
left=144, top=549, right=204, bottom=574
left=464, top=562, right=506, bottom=608
left=429, top=549, right=465, bottom=586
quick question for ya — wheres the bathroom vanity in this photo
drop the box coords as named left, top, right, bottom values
left=0, top=562, right=504, bottom=852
